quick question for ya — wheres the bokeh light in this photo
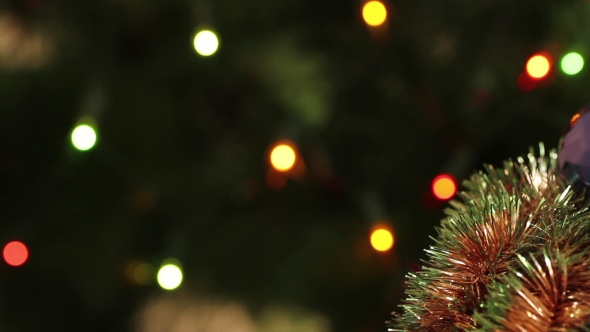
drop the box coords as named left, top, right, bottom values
left=270, top=143, right=296, bottom=172
left=517, top=72, right=537, bottom=92
left=370, top=228, right=394, bottom=252
left=71, top=124, right=97, bottom=151
left=362, top=1, right=388, bottom=27
left=157, top=263, right=183, bottom=290
left=526, top=54, right=551, bottom=79
left=3, top=241, right=28, bottom=267
left=193, top=30, right=219, bottom=56
left=561, top=52, right=584, bottom=75
left=432, top=174, right=457, bottom=200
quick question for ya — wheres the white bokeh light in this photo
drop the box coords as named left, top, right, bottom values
left=193, top=30, right=219, bottom=56
left=157, top=264, right=183, bottom=290
left=71, top=124, right=97, bottom=151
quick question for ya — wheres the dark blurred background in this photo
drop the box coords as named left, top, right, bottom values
left=0, top=0, right=588, bottom=331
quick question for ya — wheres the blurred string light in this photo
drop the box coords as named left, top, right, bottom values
left=269, top=141, right=297, bottom=172
left=157, top=260, right=183, bottom=290
left=561, top=52, right=584, bottom=75
left=193, top=29, right=219, bottom=56
left=517, top=72, right=537, bottom=92
left=526, top=53, right=552, bottom=79
left=370, top=227, right=394, bottom=252
left=71, top=123, right=97, bottom=151
left=362, top=0, right=388, bottom=27
left=3, top=240, right=28, bottom=267
left=432, top=174, right=457, bottom=200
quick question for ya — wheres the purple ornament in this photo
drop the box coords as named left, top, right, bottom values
left=559, top=106, right=590, bottom=196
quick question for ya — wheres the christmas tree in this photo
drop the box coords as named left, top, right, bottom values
left=1, top=0, right=590, bottom=331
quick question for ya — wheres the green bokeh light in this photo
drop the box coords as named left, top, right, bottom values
left=561, top=52, right=584, bottom=75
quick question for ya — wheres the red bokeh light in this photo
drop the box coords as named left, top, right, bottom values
left=517, top=72, right=537, bottom=92
left=3, top=241, right=29, bottom=267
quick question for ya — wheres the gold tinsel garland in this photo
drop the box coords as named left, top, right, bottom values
left=390, top=144, right=590, bottom=331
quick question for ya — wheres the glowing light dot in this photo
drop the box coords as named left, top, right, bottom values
left=561, top=52, right=584, bottom=75
left=3, top=241, right=28, bottom=267
left=432, top=174, right=457, bottom=200
left=526, top=54, right=551, bottom=79
left=362, top=1, right=388, bottom=27
left=71, top=124, right=97, bottom=151
left=193, top=30, right=219, bottom=56
left=270, top=144, right=296, bottom=172
left=370, top=229, right=394, bottom=252
left=157, top=263, right=183, bottom=290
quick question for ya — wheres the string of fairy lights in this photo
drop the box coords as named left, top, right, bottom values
left=2, top=0, right=587, bottom=294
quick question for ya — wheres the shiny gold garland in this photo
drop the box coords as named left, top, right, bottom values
left=390, top=144, right=590, bottom=331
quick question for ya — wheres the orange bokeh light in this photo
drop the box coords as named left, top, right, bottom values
left=432, top=174, right=457, bottom=200
left=269, top=141, right=297, bottom=172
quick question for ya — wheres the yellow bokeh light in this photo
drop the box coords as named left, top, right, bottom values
left=193, top=30, right=219, bottom=56
left=362, top=1, right=388, bottom=27
left=370, top=228, right=394, bottom=252
left=157, top=263, right=183, bottom=290
left=526, top=55, right=551, bottom=79
left=71, top=124, right=97, bottom=151
left=270, top=144, right=296, bottom=172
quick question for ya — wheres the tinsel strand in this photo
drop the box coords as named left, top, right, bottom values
left=390, top=144, right=590, bottom=331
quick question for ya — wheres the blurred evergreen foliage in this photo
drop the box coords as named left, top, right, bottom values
left=0, top=0, right=587, bottom=330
